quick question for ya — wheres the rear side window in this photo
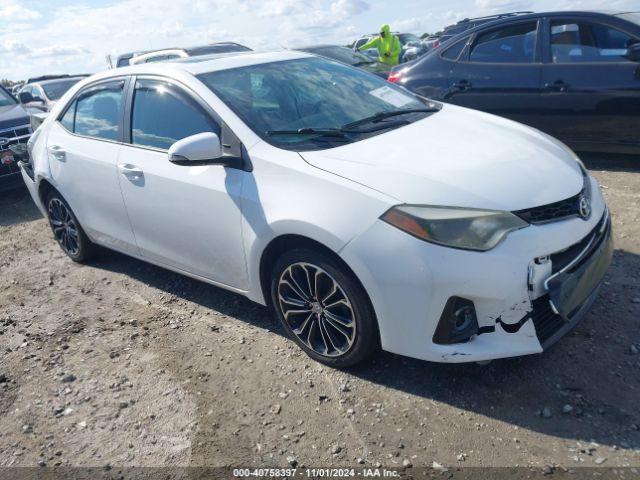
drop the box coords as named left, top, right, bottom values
left=469, top=22, right=537, bottom=63
left=442, top=37, right=469, bottom=60
left=59, top=81, right=124, bottom=141
left=130, top=79, right=220, bottom=150
left=551, top=20, right=639, bottom=63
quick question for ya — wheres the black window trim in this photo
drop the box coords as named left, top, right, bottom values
left=541, top=15, right=640, bottom=65
left=56, top=76, right=130, bottom=145
left=460, top=18, right=544, bottom=65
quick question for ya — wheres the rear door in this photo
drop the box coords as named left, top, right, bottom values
left=448, top=20, right=545, bottom=129
left=46, top=79, right=138, bottom=254
left=539, top=16, right=640, bottom=150
left=116, top=77, right=247, bottom=288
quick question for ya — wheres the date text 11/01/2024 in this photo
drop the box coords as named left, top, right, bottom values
left=232, top=468, right=401, bottom=477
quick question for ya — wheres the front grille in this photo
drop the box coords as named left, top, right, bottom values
left=550, top=211, right=608, bottom=274
left=514, top=191, right=583, bottom=224
left=530, top=295, right=564, bottom=345
left=0, top=124, right=31, bottom=177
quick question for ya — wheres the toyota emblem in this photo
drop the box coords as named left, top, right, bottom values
left=578, top=195, right=591, bottom=220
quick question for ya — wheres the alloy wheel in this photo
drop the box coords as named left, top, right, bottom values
left=277, top=262, right=356, bottom=357
left=48, top=198, right=80, bottom=256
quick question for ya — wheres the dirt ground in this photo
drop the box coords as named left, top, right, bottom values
left=0, top=153, right=639, bottom=473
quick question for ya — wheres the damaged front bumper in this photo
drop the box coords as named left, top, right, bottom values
left=340, top=184, right=611, bottom=363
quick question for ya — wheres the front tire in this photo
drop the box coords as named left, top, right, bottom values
left=45, top=191, right=96, bottom=262
left=271, top=248, right=379, bottom=368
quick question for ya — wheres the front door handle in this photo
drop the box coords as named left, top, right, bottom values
left=544, top=80, right=569, bottom=92
left=118, top=164, right=144, bottom=181
left=48, top=145, right=66, bottom=162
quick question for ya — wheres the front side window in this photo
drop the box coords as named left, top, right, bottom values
left=73, top=82, right=124, bottom=141
left=551, top=20, right=639, bottom=63
left=130, top=79, right=219, bottom=150
left=469, top=22, right=537, bottom=63
left=198, top=57, right=431, bottom=151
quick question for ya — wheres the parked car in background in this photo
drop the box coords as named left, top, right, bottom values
left=11, top=84, right=24, bottom=96
left=128, top=42, right=252, bottom=65
left=18, top=75, right=88, bottom=113
left=113, top=51, right=148, bottom=68
left=22, top=51, right=610, bottom=367
left=352, top=32, right=427, bottom=63
left=425, top=12, right=534, bottom=51
left=442, top=11, right=534, bottom=38
left=296, top=45, right=391, bottom=78
left=0, top=85, right=31, bottom=192
left=389, top=11, right=640, bottom=154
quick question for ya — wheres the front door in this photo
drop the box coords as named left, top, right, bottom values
left=117, top=78, right=248, bottom=289
left=539, top=17, right=640, bottom=150
left=448, top=20, right=544, bottom=130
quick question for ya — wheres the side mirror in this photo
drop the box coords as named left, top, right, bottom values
left=18, top=91, right=34, bottom=104
left=625, top=43, right=640, bottom=62
left=168, top=132, right=223, bottom=164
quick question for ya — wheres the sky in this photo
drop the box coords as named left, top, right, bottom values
left=1, top=0, right=638, bottom=81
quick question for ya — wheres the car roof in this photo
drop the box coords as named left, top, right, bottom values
left=440, top=10, right=639, bottom=41
left=86, top=50, right=313, bottom=83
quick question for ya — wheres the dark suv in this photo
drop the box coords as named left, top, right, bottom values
left=390, top=11, right=640, bottom=154
left=0, top=85, right=31, bottom=192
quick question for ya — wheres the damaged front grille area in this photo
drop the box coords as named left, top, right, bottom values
left=549, top=211, right=608, bottom=274
left=530, top=296, right=565, bottom=346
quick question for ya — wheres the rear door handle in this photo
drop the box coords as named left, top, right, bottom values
left=544, top=80, right=569, bottom=92
left=452, top=79, right=472, bottom=90
left=48, top=145, right=66, bottom=162
left=118, top=164, right=143, bottom=181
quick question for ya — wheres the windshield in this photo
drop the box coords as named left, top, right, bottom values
left=0, top=87, right=17, bottom=107
left=310, top=47, right=373, bottom=65
left=618, top=12, right=640, bottom=26
left=198, top=57, right=431, bottom=151
left=42, top=79, right=82, bottom=100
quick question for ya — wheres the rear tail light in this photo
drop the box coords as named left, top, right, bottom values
left=387, top=70, right=403, bottom=83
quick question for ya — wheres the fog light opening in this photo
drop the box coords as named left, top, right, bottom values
left=433, top=297, right=479, bottom=345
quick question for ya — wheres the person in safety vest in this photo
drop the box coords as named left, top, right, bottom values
left=358, top=24, right=402, bottom=66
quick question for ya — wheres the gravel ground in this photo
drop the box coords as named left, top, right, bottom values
left=0, top=154, right=639, bottom=472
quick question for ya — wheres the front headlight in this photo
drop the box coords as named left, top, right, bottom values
left=381, top=205, right=529, bottom=251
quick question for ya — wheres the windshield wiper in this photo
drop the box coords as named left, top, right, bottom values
left=266, top=127, right=348, bottom=138
left=342, top=108, right=438, bottom=130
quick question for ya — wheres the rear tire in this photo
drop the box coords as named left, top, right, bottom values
left=270, top=248, right=379, bottom=368
left=45, top=191, right=96, bottom=262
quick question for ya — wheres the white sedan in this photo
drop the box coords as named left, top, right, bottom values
left=20, top=51, right=612, bottom=367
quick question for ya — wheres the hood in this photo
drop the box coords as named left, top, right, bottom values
left=300, top=105, right=584, bottom=212
left=380, top=24, right=391, bottom=37
left=0, top=104, right=30, bottom=130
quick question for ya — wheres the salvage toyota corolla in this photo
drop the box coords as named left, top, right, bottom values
left=20, top=51, right=612, bottom=367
